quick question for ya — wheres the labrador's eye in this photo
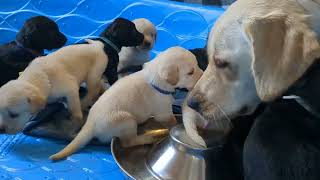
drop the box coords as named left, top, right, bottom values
left=214, top=58, right=229, bottom=69
left=8, top=111, right=19, bottom=118
left=187, top=68, right=194, bottom=75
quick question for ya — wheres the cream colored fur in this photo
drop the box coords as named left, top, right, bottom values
left=0, top=39, right=108, bottom=134
left=118, top=18, right=157, bottom=77
left=184, top=0, right=320, bottom=147
left=49, top=46, right=203, bottom=161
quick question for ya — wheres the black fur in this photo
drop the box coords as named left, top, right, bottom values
left=180, top=45, right=265, bottom=180
left=92, top=18, right=144, bottom=85
left=189, top=47, right=208, bottom=71
left=203, top=103, right=265, bottom=180
left=22, top=18, right=144, bottom=132
left=244, top=60, right=320, bottom=180
left=0, top=16, right=66, bottom=86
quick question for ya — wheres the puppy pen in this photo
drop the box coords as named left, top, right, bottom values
left=0, top=0, right=224, bottom=179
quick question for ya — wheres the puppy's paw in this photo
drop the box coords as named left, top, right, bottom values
left=159, top=115, right=177, bottom=128
left=167, top=115, right=177, bottom=127
left=120, top=135, right=156, bottom=147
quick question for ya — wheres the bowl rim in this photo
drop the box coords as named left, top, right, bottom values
left=169, top=124, right=224, bottom=153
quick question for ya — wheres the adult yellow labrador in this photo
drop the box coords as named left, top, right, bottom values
left=184, top=0, right=320, bottom=147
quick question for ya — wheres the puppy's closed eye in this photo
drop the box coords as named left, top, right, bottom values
left=187, top=68, right=194, bottom=75
left=8, top=110, right=19, bottom=118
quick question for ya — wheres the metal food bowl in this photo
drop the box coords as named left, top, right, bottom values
left=112, top=118, right=225, bottom=180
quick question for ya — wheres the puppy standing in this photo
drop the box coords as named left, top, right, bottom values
left=117, top=18, right=157, bottom=77
left=0, top=18, right=144, bottom=134
left=49, top=47, right=203, bottom=161
left=0, top=16, right=67, bottom=86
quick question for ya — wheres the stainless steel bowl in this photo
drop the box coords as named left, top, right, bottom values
left=111, top=118, right=171, bottom=180
left=112, top=120, right=225, bottom=180
left=146, top=124, right=224, bottom=180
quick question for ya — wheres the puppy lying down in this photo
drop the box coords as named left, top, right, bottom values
left=50, top=46, right=203, bottom=161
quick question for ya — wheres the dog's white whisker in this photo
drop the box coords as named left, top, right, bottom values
left=215, top=103, right=233, bottom=129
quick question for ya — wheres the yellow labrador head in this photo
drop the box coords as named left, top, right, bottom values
left=144, top=46, right=203, bottom=91
left=0, top=80, right=46, bottom=134
left=133, top=18, right=157, bottom=50
left=187, top=10, right=320, bottom=129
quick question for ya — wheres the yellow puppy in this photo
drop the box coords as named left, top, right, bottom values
left=50, top=47, right=203, bottom=161
left=0, top=18, right=144, bottom=134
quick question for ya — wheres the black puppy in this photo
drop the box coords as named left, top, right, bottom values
left=97, top=18, right=144, bottom=85
left=244, top=60, right=320, bottom=180
left=23, top=18, right=144, bottom=134
left=0, top=16, right=67, bottom=86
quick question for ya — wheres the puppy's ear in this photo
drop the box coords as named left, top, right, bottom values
left=27, top=94, right=46, bottom=114
left=244, top=11, right=320, bottom=102
left=159, top=64, right=179, bottom=85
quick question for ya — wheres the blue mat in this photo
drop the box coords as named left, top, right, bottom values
left=0, top=0, right=224, bottom=179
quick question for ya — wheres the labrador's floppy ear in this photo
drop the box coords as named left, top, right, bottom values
left=244, top=11, right=320, bottom=102
left=159, top=64, right=179, bottom=85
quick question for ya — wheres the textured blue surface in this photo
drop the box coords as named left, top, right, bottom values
left=0, top=0, right=224, bottom=179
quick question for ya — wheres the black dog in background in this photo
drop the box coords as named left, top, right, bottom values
left=0, top=16, right=67, bottom=86
left=244, top=60, right=320, bottom=180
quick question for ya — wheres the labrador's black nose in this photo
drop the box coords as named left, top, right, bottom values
left=187, top=97, right=200, bottom=112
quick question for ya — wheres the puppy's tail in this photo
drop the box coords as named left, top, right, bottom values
left=49, top=121, right=95, bottom=161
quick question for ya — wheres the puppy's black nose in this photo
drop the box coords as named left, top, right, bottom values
left=187, top=97, right=200, bottom=111
left=143, top=41, right=151, bottom=48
